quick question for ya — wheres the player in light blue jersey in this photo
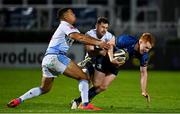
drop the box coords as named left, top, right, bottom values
left=71, top=32, right=155, bottom=109
left=7, top=8, right=110, bottom=110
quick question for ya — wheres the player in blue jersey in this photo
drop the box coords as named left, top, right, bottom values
left=7, top=8, right=110, bottom=110
left=71, top=32, right=155, bottom=109
left=112, top=33, right=155, bottom=99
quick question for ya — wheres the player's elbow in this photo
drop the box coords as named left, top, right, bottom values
left=40, top=87, right=51, bottom=94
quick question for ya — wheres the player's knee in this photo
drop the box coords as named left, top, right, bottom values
left=40, top=87, right=51, bottom=94
left=93, top=81, right=101, bottom=88
left=99, top=85, right=108, bottom=92
left=79, top=76, right=89, bottom=80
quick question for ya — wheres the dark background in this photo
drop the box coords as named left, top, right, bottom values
left=0, top=0, right=180, bottom=70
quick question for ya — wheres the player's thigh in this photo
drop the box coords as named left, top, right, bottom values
left=101, top=74, right=116, bottom=88
left=42, top=54, right=68, bottom=78
left=40, top=76, right=54, bottom=93
left=92, top=69, right=106, bottom=87
left=63, top=60, right=89, bottom=80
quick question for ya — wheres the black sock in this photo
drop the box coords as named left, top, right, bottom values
left=75, top=87, right=98, bottom=103
left=88, top=87, right=98, bottom=102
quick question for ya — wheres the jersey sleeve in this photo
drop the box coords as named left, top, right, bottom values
left=61, top=24, right=80, bottom=36
left=140, top=53, right=149, bottom=67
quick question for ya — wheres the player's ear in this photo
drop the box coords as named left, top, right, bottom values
left=139, top=39, right=143, bottom=44
left=63, top=13, right=68, bottom=20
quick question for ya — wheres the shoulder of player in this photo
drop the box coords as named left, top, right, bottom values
left=103, top=31, right=114, bottom=39
left=59, top=21, right=77, bottom=30
left=118, top=34, right=138, bottom=43
left=86, top=29, right=96, bottom=35
left=118, top=34, right=134, bottom=39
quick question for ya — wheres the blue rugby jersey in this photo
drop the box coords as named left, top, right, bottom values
left=115, top=34, right=149, bottom=67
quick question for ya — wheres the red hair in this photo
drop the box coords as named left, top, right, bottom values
left=140, top=33, right=155, bottom=47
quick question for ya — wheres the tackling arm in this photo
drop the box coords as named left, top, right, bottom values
left=69, top=33, right=110, bottom=49
left=84, top=35, right=115, bottom=57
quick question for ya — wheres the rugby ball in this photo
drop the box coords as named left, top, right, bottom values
left=113, top=49, right=129, bottom=62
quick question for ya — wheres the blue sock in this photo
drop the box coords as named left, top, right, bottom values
left=83, top=102, right=89, bottom=106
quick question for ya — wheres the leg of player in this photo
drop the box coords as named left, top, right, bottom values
left=72, top=71, right=116, bottom=104
left=81, top=73, right=115, bottom=108
left=7, top=77, right=54, bottom=108
left=87, top=70, right=116, bottom=101
left=95, top=73, right=116, bottom=93
left=71, top=69, right=105, bottom=109
left=63, top=60, right=100, bottom=110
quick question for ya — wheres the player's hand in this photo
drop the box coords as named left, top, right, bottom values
left=111, top=58, right=125, bottom=67
left=99, top=41, right=110, bottom=50
left=99, top=49, right=107, bottom=56
left=142, top=92, right=150, bottom=103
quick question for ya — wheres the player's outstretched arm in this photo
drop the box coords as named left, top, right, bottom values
left=69, top=32, right=110, bottom=49
left=107, top=36, right=124, bottom=65
left=140, top=66, right=150, bottom=102
left=107, top=46, right=125, bottom=66
left=107, top=37, right=125, bottom=66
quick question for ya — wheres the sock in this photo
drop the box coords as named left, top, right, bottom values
left=88, top=87, right=98, bottom=102
left=19, top=87, right=42, bottom=101
left=78, top=80, right=89, bottom=105
left=75, top=87, right=98, bottom=103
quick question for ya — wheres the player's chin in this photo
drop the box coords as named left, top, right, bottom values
left=140, top=51, right=144, bottom=54
left=101, top=32, right=106, bottom=36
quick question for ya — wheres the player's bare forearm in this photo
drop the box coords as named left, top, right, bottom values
left=69, top=33, right=101, bottom=46
left=140, top=66, right=150, bottom=103
left=140, top=66, right=148, bottom=94
left=107, top=45, right=114, bottom=62
left=70, top=33, right=110, bottom=49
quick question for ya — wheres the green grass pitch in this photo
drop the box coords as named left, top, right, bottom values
left=0, top=69, right=180, bottom=113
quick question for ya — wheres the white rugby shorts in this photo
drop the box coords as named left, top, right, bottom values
left=41, top=54, right=70, bottom=78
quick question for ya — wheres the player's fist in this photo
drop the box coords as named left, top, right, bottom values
left=99, top=41, right=110, bottom=50
left=142, top=92, right=150, bottom=103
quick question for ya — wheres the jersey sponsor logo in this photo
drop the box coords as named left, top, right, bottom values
left=65, top=35, right=74, bottom=46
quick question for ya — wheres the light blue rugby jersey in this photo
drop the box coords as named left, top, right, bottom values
left=46, top=21, right=80, bottom=55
